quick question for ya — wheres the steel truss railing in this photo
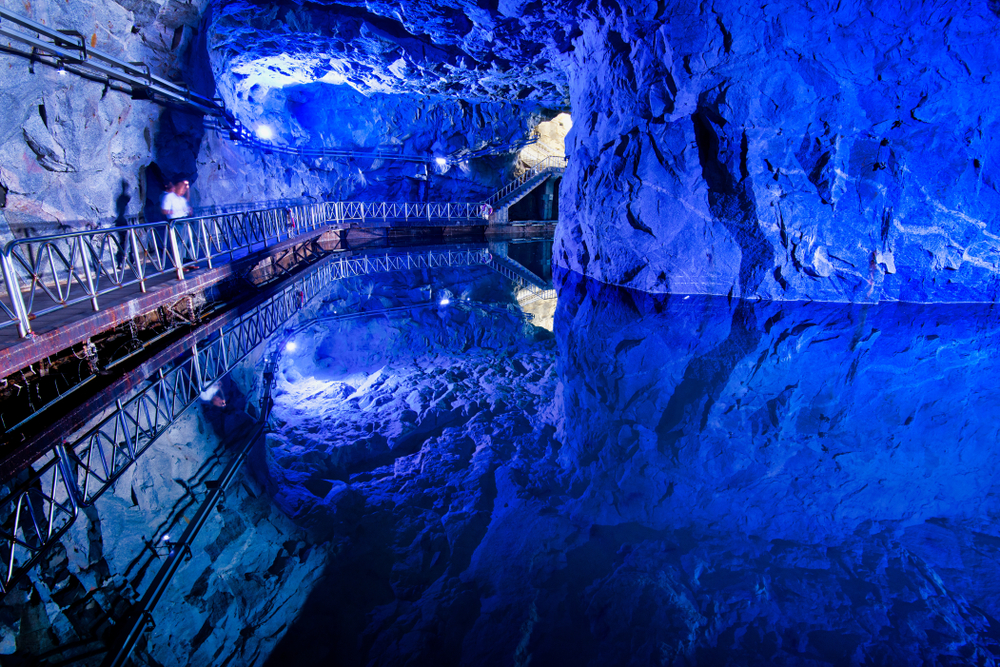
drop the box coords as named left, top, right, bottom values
left=0, top=202, right=330, bottom=337
left=330, top=201, right=486, bottom=225
left=485, top=156, right=567, bottom=207
left=0, top=247, right=493, bottom=595
left=0, top=200, right=492, bottom=338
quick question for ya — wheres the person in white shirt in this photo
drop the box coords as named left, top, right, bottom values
left=161, top=179, right=192, bottom=220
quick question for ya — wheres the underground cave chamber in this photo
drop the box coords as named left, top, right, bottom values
left=3, top=1, right=1000, bottom=666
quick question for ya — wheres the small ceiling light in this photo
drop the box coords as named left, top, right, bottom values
left=286, top=340, right=298, bottom=352
left=161, top=534, right=170, bottom=541
left=256, top=124, right=275, bottom=140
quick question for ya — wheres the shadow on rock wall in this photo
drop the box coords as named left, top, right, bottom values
left=144, top=8, right=215, bottom=221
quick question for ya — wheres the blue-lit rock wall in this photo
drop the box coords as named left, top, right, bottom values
left=206, top=0, right=565, bottom=201
left=238, top=83, right=546, bottom=201
left=0, top=0, right=340, bottom=240
left=554, top=2, right=1000, bottom=302
left=209, top=0, right=568, bottom=104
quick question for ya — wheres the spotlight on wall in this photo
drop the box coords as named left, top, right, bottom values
left=256, top=124, right=275, bottom=141
left=286, top=340, right=298, bottom=352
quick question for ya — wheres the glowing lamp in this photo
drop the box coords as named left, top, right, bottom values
left=435, top=157, right=448, bottom=168
left=256, top=124, right=275, bottom=140
left=440, top=297, right=450, bottom=306
left=286, top=340, right=298, bottom=352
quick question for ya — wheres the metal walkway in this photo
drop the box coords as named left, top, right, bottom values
left=0, top=200, right=486, bottom=340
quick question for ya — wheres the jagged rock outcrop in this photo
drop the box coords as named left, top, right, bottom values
left=554, top=1, right=1000, bottom=303
left=208, top=0, right=570, bottom=104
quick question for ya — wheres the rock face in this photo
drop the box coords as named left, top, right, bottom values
left=243, top=82, right=545, bottom=202
left=553, top=1, right=1000, bottom=303
left=0, top=0, right=346, bottom=240
left=209, top=0, right=569, bottom=104
left=1, top=0, right=524, bottom=240
left=206, top=0, right=573, bottom=202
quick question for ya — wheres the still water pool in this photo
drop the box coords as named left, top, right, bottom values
left=264, top=261, right=1000, bottom=666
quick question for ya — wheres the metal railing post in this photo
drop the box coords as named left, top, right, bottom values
left=168, top=224, right=185, bottom=280
left=80, top=240, right=100, bottom=311
left=1, top=252, right=32, bottom=337
left=201, top=219, right=213, bottom=269
left=185, top=222, right=197, bottom=268
left=54, top=442, right=83, bottom=508
left=129, top=229, right=147, bottom=293
left=190, top=342, right=204, bottom=391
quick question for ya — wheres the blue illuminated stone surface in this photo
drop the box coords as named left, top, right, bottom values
left=554, top=2, right=1000, bottom=302
left=262, top=268, right=1000, bottom=665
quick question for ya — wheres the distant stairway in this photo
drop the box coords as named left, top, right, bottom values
left=485, top=156, right=566, bottom=225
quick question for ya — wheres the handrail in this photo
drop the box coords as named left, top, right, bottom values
left=0, top=200, right=489, bottom=338
left=485, top=156, right=567, bottom=206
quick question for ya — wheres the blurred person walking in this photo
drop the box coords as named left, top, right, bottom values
left=161, top=179, right=192, bottom=220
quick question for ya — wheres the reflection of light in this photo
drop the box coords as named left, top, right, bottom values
left=286, top=340, right=298, bottom=352
left=256, top=125, right=275, bottom=140
left=435, top=157, right=448, bottom=168
left=440, top=297, right=450, bottom=306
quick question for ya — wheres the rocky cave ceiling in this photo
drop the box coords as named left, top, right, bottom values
left=205, top=0, right=1000, bottom=304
